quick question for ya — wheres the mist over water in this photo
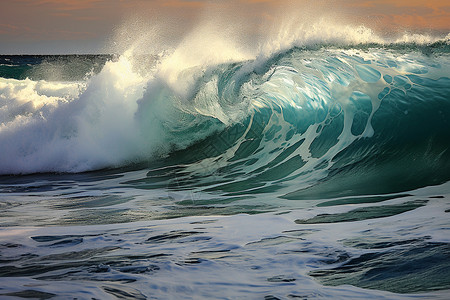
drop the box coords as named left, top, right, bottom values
left=0, top=12, right=450, bottom=299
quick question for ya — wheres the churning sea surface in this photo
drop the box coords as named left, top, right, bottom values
left=0, top=33, right=450, bottom=299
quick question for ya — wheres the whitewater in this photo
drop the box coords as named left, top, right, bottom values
left=0, top=20, right=450, bottom=299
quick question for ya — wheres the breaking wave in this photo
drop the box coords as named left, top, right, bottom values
left=0, top=27, right=449, bottom=199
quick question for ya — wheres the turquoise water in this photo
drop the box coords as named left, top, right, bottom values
left=0, top=41, right=449, bottom=299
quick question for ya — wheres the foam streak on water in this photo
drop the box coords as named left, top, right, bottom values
left=0, top=181, right=449, bottom=299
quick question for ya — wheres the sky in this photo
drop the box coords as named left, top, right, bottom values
left=0, top=0, right=449, bottom=54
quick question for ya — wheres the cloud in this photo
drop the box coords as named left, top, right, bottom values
left=18, top=0, right=104, bottom=11
left=158, top=0, right=206, bottom=8
left=0, top=24, right=20, bottom=35
left=344, top=0, right=450, bottom=30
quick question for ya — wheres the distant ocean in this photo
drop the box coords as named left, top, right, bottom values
left=0, top=32, right=449, bottom=298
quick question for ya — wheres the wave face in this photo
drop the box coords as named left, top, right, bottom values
left=162, top=45, right=450, bottom=199
left=1, top=43, right=449, bottom=197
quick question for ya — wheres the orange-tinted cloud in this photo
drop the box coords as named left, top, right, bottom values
left=19, top=0, right=104, bottom=11
left=345, top=0, right=450, bottom=31
left=159, top=0, right=206, bottom=8
left=0, top=24, right=20, bottom=35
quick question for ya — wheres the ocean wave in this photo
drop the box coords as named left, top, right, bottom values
left=0, top=38, right=449, bottom=197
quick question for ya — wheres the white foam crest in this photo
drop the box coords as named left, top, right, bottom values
left=0, top=78, right=81, bottom=127
left=109, top=12, right=254, bottom=123
left=260, top=18, right=383, bottom=56
left=394, top=32, right=449, bottom=44
left=0, top=49, right=243, bottom=174
left=156, top=19, right=253, bottom=99
left=0, top=56, right=159, bottom=174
